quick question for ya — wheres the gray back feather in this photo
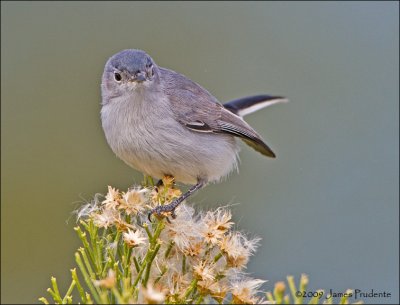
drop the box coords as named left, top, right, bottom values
left=160, top=68, right=276, bottom=158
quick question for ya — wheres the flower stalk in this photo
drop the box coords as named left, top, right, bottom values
left=40, top=177, right=360, bottom=304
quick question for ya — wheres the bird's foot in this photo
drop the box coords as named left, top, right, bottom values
left=148, top=200, right=179, bottom=223
left=148, top=179, right=204, bottom=223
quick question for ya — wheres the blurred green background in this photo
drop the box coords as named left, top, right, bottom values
left=1, top=1, right=398, bottom=304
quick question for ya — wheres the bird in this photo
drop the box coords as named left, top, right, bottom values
left=100, top=49, right=287, bottom=220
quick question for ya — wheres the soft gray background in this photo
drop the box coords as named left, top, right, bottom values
left=1, top=2, right=398, bottom=304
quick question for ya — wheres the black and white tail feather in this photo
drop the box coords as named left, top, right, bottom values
left=224, top=94, right=288, bottom=117
left=222, top=95, right=288, bottom=157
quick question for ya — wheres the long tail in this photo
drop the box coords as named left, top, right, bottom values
left=223, top=94, right=288, bottom=117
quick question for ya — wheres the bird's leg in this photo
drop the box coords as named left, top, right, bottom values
left=153, top=179, right=164, bottom=193
left=148, top=180, right=205, bottom=222
left=155, top=179, right=164, bottom=188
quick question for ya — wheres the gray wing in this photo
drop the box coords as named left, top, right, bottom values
left=160, top=67, right=276, bottom=158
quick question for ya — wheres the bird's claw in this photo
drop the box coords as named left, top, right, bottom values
left=148, top=204, right=177, bottom=223
left=171, top=210, right=177, bottom=219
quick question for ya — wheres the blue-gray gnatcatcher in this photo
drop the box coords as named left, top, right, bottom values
left=101, top=49, right=287, bottom=220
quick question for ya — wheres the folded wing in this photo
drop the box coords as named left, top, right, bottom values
left=161, top=68, right=276, bottom=158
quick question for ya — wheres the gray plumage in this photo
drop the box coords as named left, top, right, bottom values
left=101, top=49, right=286, bottom=188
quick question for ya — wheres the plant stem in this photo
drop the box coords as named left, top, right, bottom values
left=50, top=277, right=62, bottom=304
left=75, top=252, right=101, bottom=304
left=143, top=243, right=161, bottom=286
left=75, top=225, right=95, bottom=263
left=78, top=248, right=96, bottom=280
left=62, top=280, right=76, bottom=304
left=194, top=294, right=204, bottom=304
left=133, top=256, right=140, bottom=273
left=183, top=278, right=198, bottom=300
left=132, top=220, right=164, bottom=288
left=143, top=223, right=153, bottom=240
left=132, top=252, right=151, bottom=287
left=164, top=240, right=174, bottom=259
left=213, top=252, right=223, bottom=263
left=287, top=275, right=298, bottom=304
left=339, top=289, right=353, bottom=304
left=182, top=255, right=187, bottom=275
left=46, top=288, right=62, bottom=305
left=71, top=268, right=87, bottom=303
left=38, top=297, right=50, bottom=304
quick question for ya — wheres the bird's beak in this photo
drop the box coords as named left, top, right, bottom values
left=134, top=71, right=147, bottom=82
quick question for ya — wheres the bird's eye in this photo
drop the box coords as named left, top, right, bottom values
left=146, top=63, right=154, bottom=77
left=114, top=72, right=122, bottom=82
left=148, top=67, right=154, bottom=77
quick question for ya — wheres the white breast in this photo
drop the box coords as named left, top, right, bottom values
left=101, top=91, right=240, bottom=185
